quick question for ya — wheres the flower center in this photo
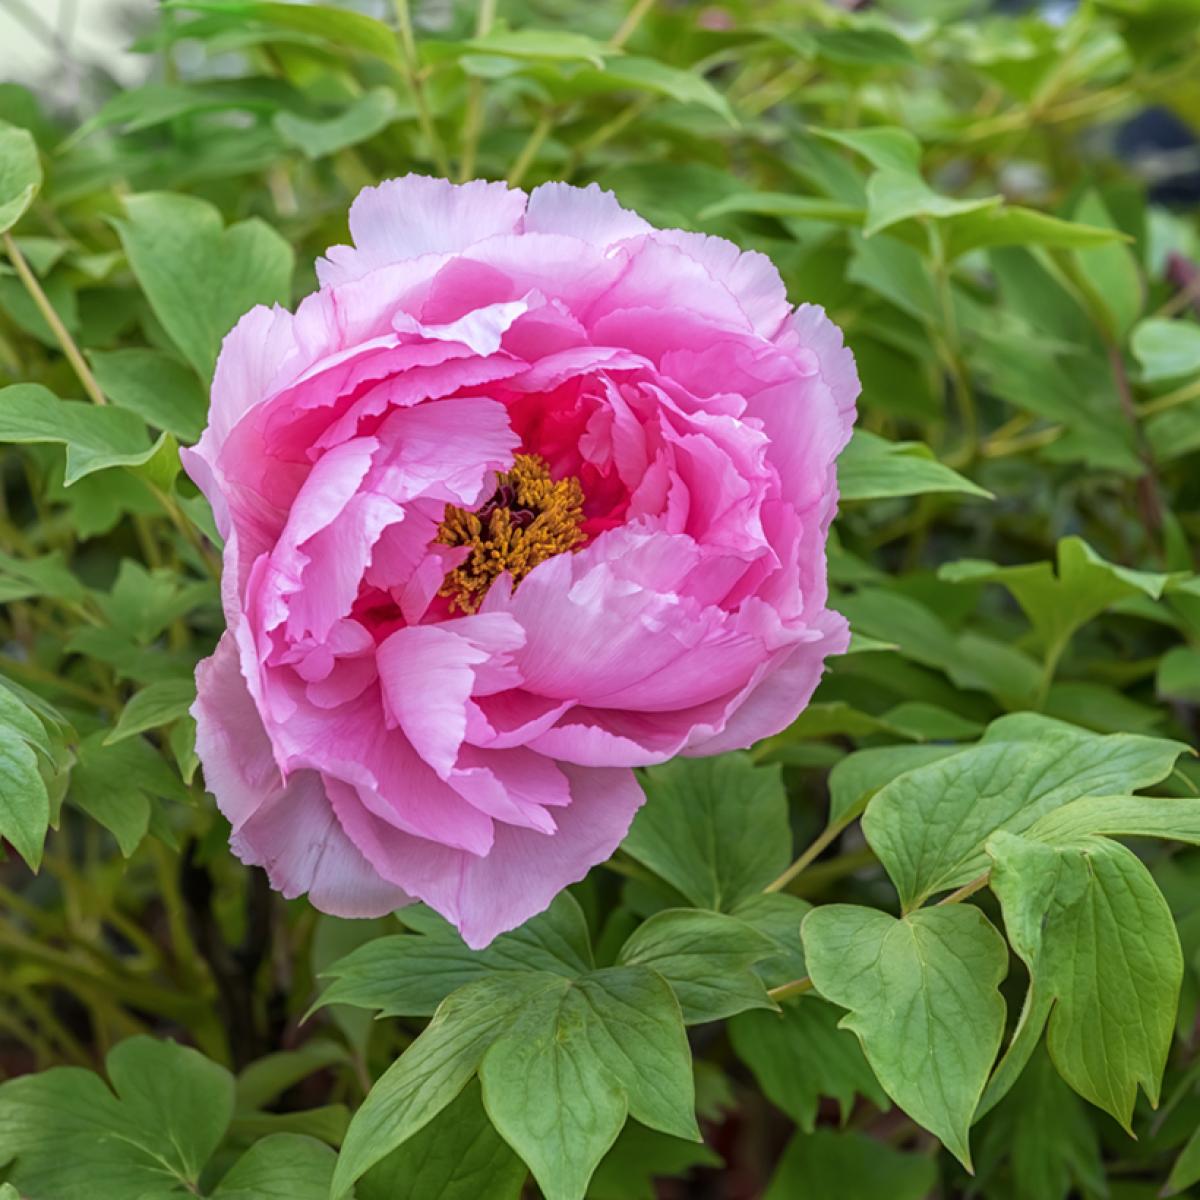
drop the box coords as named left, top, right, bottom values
left=436, top=453, right=585, bottom=613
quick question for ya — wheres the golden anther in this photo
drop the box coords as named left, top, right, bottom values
left=436, top=453, right=585, bottom=613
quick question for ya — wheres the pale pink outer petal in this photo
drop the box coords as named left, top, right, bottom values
left=524, top=181, right=651, bottom=246
left=316, top=175, right=527, bottom=285
left=181, top=303, right=299, bottom=537
left=192, top=635, right=410, bottom=917
left=651, top=228, right=792, bottom=338
left=327, top=764, right=644, bottom=949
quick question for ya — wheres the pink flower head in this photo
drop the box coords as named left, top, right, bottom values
left=185, top=177, right=857, bottom=948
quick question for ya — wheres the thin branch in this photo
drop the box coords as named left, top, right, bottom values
left=4, top=232, right=106, bottom=406
left=610, top=0, right=656, bottom=49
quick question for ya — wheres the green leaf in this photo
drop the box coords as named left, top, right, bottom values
left=592, top=57, right=735, bottom=124
left=826, top=742, right=962, bottom=827
left=0, top=383, right=157, bottom=484
left=168, top=0, right=399, bottom=60
left=730, top=892, right=811, bottom=989
left=616, top=909, right=776, bottom=1023
left=939, top=535, right=1168, bottom=655
left=811, top=28, right=918, bottom=68
left=212, top=1134, right=336, bottom=1199
left=0, top=118, right=41, bottom=233
left=1025, top=793, right=1200, bottom=845
left=802, top=904, right=1008, bottom=1169
left=105, top=678, right=196, bottom=745
left=317, top=892, right=592, bottom=1018
left=114, top=192, right=293, bottom=380
left=478, top=966, right=698, bottom=1200
left=235, top=1041, right=349, bottom=1112
left=1159, top=645, right=1200, bottom=703
left=1131, top=316, right=1200, bottom=382
left=813, top=125, right=922, bottom=173
left=764, top=1128, right=937, bottom=1200
left=1167, top=1121, right=1200, bottom=1196
left=588, top=1121, right=720, bottom=1200
left=942, top=205, right=1129, bottom=259
left=623, top=753, right=791, bottom=910
left=862, top=713, right=1186, bottom=908
left=88, top=349, right=209, bottom=441
left=104, top=681, right=195, bottom=744
left=987, top=830, right=1181, bottom=1129
left=729, top=997, right=887, bottom=1131
left=0, top=548, right=85, bottom=604
left=0, top=1036, right=234, bottom=1199
left=357, top=1081, right=526, bottom=1200
left=274, top=87, right=399, bottom=159
left=864, top=168, right=1000, bottom=237
left=68, top=731, right=189, bottom=856
left=837, top=429, right=991, bottom=501
left=0, top=714, right=49, bottom=869
left=1070, top=190, right=1144, bottom=339
left=331, top=972, right=562, bottom=1198
left=977, top=1044, right=1106, bottom=1200
left=466, top=28, right=612, bottom=68
left=696, top=191, right=864, bottom=224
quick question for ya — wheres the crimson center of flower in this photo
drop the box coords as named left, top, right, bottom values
left=436, top=452, right=586, bottom=614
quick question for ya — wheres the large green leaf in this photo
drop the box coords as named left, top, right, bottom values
left=802, top=903, right=1008, bottom=1168
left=211, top=1134, right=336, bottom=1199
left=168, top=0, right=399, bottom=59
left=0, top=1037, right=234, bottom=1199
left=478, top=966, right=698, bottom=1200
left=939, top=536, right=1168, bottom=656
left=88, top=349, right=209, bottom=441
left=862, top=713, right=1186, bottom=908
left=977, top=1045, right=1106, bottom=1200
left=987, top=830, right=1181, bottom=1129
left=0, top=383, right=158, bottom=484
left=838, top=429, right=991, bottom=501
left=114, top=192, right=293, bottom=380
left=316, top=893, right=592, bottom=1018
left=356, top=1081, right=526, bottom=1200
left=616, top=908, right=776, bottom=1023
left=331, top=973, right=563, bottom=1198
left=622, top=753, right=791, bottom=910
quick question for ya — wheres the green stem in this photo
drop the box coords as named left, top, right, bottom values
left=507, top=111, right=554, bottom=187
left=4, top=231, right=107, bottom=406
left=765, top=817, right=850, bottom=893
left=392, top=0, right=451, bottom=177
left=767, top=976, right=814, bottom=1002
left=935, top=871, right=990, bottom=907
left=457, top=0, right=499, bottom=181
left=610, top=0, right=656, bottom=48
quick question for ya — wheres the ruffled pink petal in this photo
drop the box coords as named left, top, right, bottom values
left=378, top=615, right=525, bottom=778
left=370, top=396, right=520, bottom=507
left=233, top=771, right=411, bottom=918
left=193, top=635, right=409, bottom=918
left=525, top=181, right=651, bottom=246
left=327, top=764, right=644, bottom=948
left=317, top=175, right=527, bottom=285
left=651, top=228, right=791, bottom=338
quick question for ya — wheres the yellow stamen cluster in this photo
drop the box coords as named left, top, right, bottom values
left=436, top=453, right=585, bottom=613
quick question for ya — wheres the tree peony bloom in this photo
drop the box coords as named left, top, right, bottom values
left=185, top=177, right=858, bottom=948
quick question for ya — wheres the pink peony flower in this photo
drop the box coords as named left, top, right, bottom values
left=185, top=177, right=857, bottom=948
